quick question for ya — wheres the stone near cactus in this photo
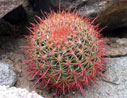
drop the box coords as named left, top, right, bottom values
left=0, top=85, right=44, bottom=98
left=0, top=0, right=23, bottom=19
left=0, top=62, right=16, bottom=86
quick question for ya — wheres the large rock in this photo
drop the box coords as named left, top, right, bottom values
left=0, top=0, right=51, bottom=36
left=50, top=0, right=127, bottom=31
left=0, top=62, right=16, bottom=86
left=0, top=0, right=23, bottom=18
left=0, top=86, right=44, bottom=98
left=0, top=0, right=27, bottom=36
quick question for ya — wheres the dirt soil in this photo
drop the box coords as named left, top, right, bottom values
left=0, top=35, right=127, bottom=98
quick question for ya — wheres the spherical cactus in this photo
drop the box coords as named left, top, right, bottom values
left=22, top=10, right=107, bottom=96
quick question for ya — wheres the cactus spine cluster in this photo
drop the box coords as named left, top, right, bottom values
left=22, top=9, right=107, bottom=96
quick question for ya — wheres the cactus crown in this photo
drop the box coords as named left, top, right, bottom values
left=23, top=10, right=107, bottom=96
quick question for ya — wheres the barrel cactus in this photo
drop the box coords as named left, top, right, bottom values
left=22, top=10, right=107, bottom=96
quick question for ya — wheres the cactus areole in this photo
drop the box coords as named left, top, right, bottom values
left=22, top=9, right=107, bottom=96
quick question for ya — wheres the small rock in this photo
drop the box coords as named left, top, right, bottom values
left=116, top=38, right=127, bottom=45
left=106, top=38, right=127, bottom=57
left=0, top=62, right=16, bottom=86
left=0, top=86, right=44, bottom=98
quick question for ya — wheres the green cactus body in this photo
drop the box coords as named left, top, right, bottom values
left=22, top=10, right=107, bottom=96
